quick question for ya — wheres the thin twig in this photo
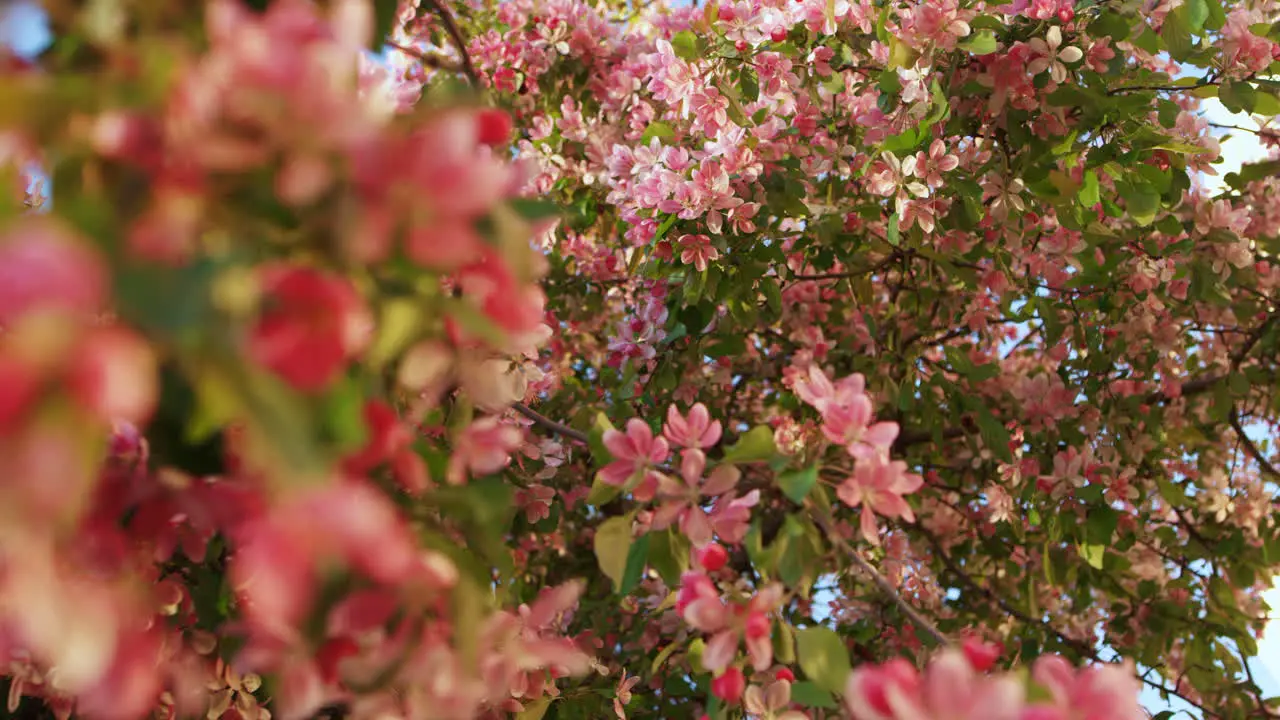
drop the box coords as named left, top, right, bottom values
left=512, top=403, right=591, bottom=445
left=422, top=0, right=479, bottom=84
left=386, top=40, right=463, bottom=71
left=809, top=507, right=949, bottom=647
left=1229, top=410, right=1279, bottom=480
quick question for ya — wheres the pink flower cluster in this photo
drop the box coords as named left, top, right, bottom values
left=600, top=404, right=758, bottom=546
left=791, top=366, right=923, bottom=544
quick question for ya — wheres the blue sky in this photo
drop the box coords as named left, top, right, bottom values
left=1, top=0, right=1274, bottom=715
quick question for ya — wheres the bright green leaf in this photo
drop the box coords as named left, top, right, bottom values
left=1182, top=0, right=1210, bottom=32
left=1078, top=169, right=1100, bottom=208
left=671, top=31, right=699, bottom=61
left=639, top=121, right=674, bottom=145
left=777, top=464, right=820, bottom=504
left=649, top=529, right=690, bottom=586
left=796, top=627, right=852, bottom=695
left=959, top=29, right=997, bottom=55
left=1161, top=6, right=1194, bottom=61
left=594, top=514, right=635, bottom=592
left=790, top=681, right=838, bottom=708
left=722, top=426, right=777, bottom=464
left=1079, top=543, right=1106, bottom=570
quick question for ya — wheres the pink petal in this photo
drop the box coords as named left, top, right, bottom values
left=603, top=429, right=635, bottom=461
left=682, top=507, right=714, bottom=548
left=860, top=506, right=880, bottom=546
left=701, top=630, right=739, bottom=672
left=864, top=421, right=900, bottom=448
left=702, top=464, right=741, bottom=496
left=685, top=598, right=730, bottom=633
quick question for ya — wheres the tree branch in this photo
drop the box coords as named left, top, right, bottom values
left=1228, top=410, right=1279, bottom=480
left=512, top=403, right=591, bottom=445
left=422, top=0, right=479, bottom=84
left=386, top=40, right=462, bottom=72
left=810, top=507, right=949, bottom=647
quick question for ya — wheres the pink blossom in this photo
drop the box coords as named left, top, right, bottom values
left=912, top=140, right=960, bottom=190
left=709, top=489, right=760, bottom=544
left=663, top=403, right=723, bottom=449
left=448, top=416, right=524, bottom=484
left=836, top=458, right=924, bottom=545
left=679, top=574, right=781, bottom=673
left=845, top=650, right=1025, bottom=720
left=678, top=234, right=720, bottom=272
left=1026, top=656, right=1145, bottom=720
left=652, top=450, right=739, bottom=546
left=820, top=393, right=900, bottom=460
left=600, top=419, right=671, bottom=494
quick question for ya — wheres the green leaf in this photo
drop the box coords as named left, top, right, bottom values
left=722, top=426, right=777, bottom=464
left=777, top=465, right=820, bottom=504
left=1079, top=543, right=1106, bottom=570
left=975, top=408, right=1013, bottom=463
left=1219, top=81, right=1258, bottom=114
left=115, top=257, right=219, bottom=338
left=516, top=698, right=552, bottom=720
left=959, top=29, right=997, bottom=55
left=886, top=213, right=901, bottom=246
left=1085, top=506, right=1119, bottom=546
left=649, top=529, right=690, bottom=587
left=588, top=412, right=617, bottom=467
left=1090, top=10, right=1131, bottom=41
left=790, top=681, right=838, bottom=708
left=317, top=377, right=368, bottom=453
left=1161, top=6, right=1194, bottom=61
left=371, top=0, right=401, bottom=49
left=509, top=198, right=562, bottom=221
left=1182, top=0, right=1210, bottom=32
left=654, top=213, right=679, bottom=241
left=587, top=473, right=623, bottom=507
left=671, top=31, right=699, bottom=61
left=740, top=68, right=760, bottom=103
left=650, top=638, right=685, bottom=676
left=640, top=121, right=675, bottom=145
left=796, top=627, right=852, bottom=695
left=620, top=532, right=652, bottom=595
left=1118, top=181, right=1160, bottom=226
left=1204, top=0, right=1227, bottom=30
left=594, top=514, right=635, bottom=593
left=1078, top=169, right=1100, bottom=208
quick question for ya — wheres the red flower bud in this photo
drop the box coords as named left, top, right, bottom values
left=697, top=543, right=729, bottom=571
left=476, top=109, right=513, bottom=147
left=962, top=636, right=1002, bottom=672
left=711, top=667, right=745, bottom=704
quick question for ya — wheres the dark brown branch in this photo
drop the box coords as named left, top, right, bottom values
left=422, top=0, right=479, bottom=84
left=1107, top=79, right=1217, bottom=96
left=512, top=403, right=591, bottom=445
left=386, top=41, right=462, bottom=71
